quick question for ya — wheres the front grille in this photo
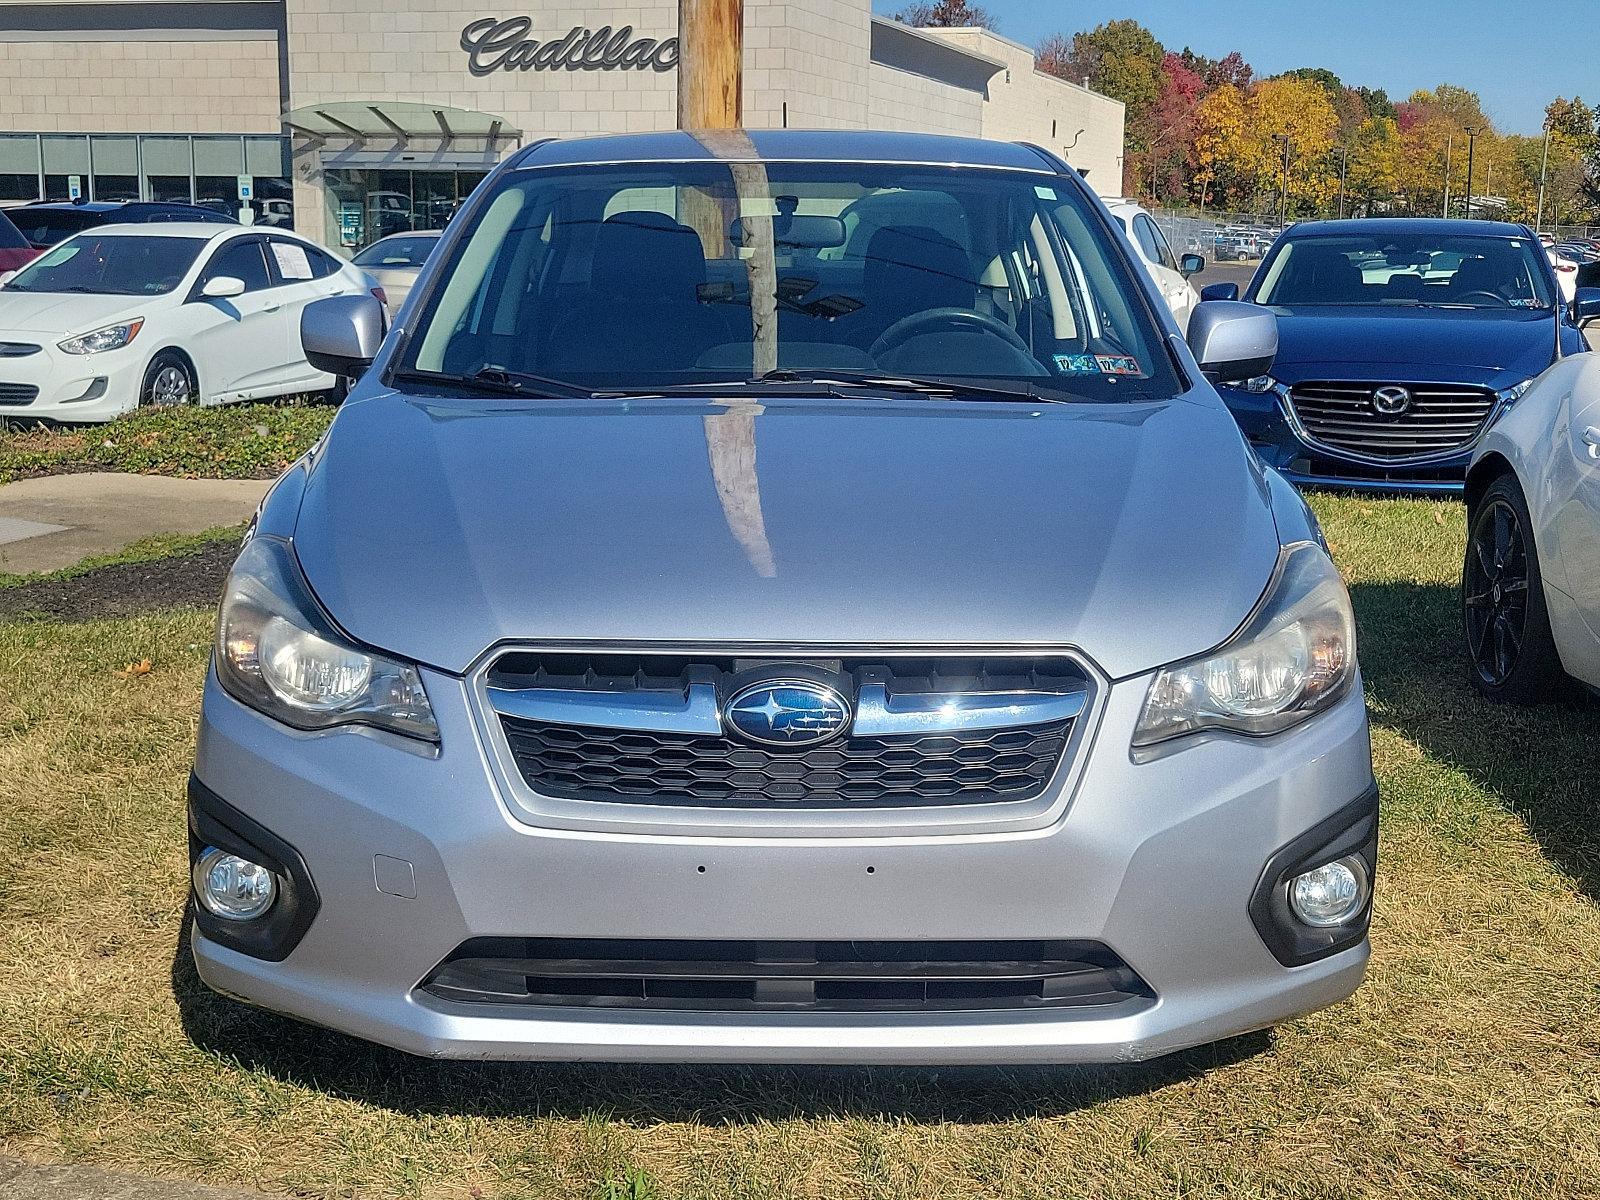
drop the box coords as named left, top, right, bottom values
left=501, top=716, right=1071, bottom=807
left=420, top=937, right=1153, bottom=1013
left=0, top=382, right=40, bottom=405
left=1288, top=381, right=1496, bottom=460
left=486, top=652, right=1087, bottom=809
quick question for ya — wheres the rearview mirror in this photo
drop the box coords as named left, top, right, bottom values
left=1573, top=286, right=1600, bottom=326
left=302, top=294, right=384, bottom=378
left=730, top=214, right=847, bottom=250
left=1200, top=281, right=1239, bottom=302
left=201, top=276, right=245, bottom=299
left=1179, top=253, right=1206, bottom=277
left=1187, top=300, right=1277, bottom=383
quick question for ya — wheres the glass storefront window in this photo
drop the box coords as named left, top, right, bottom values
left=0, top=135, right=39, bottom=202
left=323, top=168, right=488, bottom=252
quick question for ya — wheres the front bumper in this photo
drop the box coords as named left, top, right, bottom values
left=0, top=334, right=145, bottom=421
left=190, top=663, right=1377, bottom=1065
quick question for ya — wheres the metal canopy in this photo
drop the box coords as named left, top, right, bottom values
left=282, top=101, right=519, bottom=144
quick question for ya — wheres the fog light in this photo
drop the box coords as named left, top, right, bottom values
left=1288, top=856, right=1368, bottom=927
left=193, top=846, right=276, bottom=921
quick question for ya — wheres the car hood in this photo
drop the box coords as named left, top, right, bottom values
left=0, top=290, right=148, bottom=335
left=1266, top=305, right=1557, bottom=385
left=292, top=390, right=1283, bottom=679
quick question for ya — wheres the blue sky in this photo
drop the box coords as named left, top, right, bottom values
left=872, top=0, right=1599, bottom=134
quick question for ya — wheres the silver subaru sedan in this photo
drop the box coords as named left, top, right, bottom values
left=187, top=130, right=1377, bottom=1065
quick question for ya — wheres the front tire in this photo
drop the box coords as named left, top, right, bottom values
left=1462, top=475, right=1566, bottom=703
left=140, top=352, right=196, bottom=408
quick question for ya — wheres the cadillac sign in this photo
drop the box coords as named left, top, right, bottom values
left=460, top=17, right=679, bottom=75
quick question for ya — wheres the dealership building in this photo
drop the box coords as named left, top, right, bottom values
left=0, top=0, right=1125, bottom=251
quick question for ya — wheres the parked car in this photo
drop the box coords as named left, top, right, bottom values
left=187, top=130, right=1377, bottom=1066
left=1214, top=234, right=1249, bottom=261
left=1206, top=218, right=1589, bottom=493
left=1105, top=199, right=1203, bottom=330
left=7, top=200, right=236, bottom=249
left=1549, top=248, right=1580, bottom=304
left=350, top=230, right=441, bottom=317
left=0, top=224, right=379, bottom=420
left=1461, top=343, right=1600, bottom=702
left=0, top=207, right=40, bottom=273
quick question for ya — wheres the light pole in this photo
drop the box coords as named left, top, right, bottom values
left=1535, top=121, right=1552, bottom=233
left=1276, top=134, right=1291, bottom=227
left=1442, top=132, right=1453, bottom=216
left=1337, top=144, right=1349, bottom=219
left=1463, top=127, right=1478, bottom=220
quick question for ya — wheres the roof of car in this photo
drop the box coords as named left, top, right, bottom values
left=1286, top=217, right=1534, bottom=239
left=19, top=200, right=219, bottom=213
left=84, top=222, right=260, bottom=239
left=516, top=129, right=1060, bottom=173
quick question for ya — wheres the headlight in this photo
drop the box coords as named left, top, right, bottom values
left=1240, top=374, right=1277, bottom=394
left=1497, top=377, right=1534, bottom=404
left=58, top=319, right=143, bottom=355
left=216, top=535, right=438, bottom=741
left=1133, top=541, right=1356, bottom=746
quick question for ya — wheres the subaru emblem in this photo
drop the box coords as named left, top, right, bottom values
left=723, top=679, right=851, bottom=748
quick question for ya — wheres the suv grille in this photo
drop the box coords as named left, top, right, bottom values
left=1288, top=381, right=1497, bottom=460
left=420, top=937, right=1152, bottom=1013
left=486, top=652, right=1088, bottom=809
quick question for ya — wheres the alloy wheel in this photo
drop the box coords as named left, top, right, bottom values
left=148, top=363, right=193, bottom=406
left=1463, top=498, right=1531, bottom=687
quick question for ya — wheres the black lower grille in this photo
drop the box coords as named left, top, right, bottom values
left=1289, top=380, right=1496, bottom=460
left=0, top=382, right=40, bottom=406
left=500, top=716, right=1071, bottom=807
left=420, top=938, right=1153, bottom=1013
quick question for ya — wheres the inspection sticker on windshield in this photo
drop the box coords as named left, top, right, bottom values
left=1095, top=354, right=1146, bottom=377
left=1034, top=185, right=1058, bottom=200
left=1054, top=353, right=1101, bottom=374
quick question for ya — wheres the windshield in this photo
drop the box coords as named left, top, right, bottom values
left=353, top=235, right=438, bottom=269
left=0, top=210, right=28, bottom=251
left=399, top=161, right=1177, bottom=400
left=1255, top=232, right=1554, bottom=310
left=3, top=234, right=205, bottom=295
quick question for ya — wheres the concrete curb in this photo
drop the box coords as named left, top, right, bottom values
left=0, top=1157, right=260, bottom=1199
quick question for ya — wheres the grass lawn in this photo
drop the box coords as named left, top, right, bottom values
left=0, top=495, right=1597, bottom=1199
left=0, top=404, right=334, bottom=484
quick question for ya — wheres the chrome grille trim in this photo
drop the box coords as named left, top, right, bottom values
left=467, top=643, right=1107, bottom=837
left=487, top=679, right=723, bottom=735
left=1286, top=380, right=1499, bottom=464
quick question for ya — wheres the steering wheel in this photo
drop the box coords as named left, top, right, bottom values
left=1456, top=290, right=1510, bottom=308
left=870, top=307, right=1034, bottom=360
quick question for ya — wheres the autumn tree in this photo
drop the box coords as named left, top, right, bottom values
left=1038, top=18, right=1164, bottom=189
left=893, top=0, right=997, bottom=28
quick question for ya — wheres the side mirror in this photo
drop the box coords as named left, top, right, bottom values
left=1572, top=286, right=1600, bottom=326
left=1187, top=300, right=1277, bottom=383
left=0, top=270, right=14, bottom=289
left=1180, top=253, right=1206, bottom=277
left=201, top=275, right=245, bottom=299
left=1200, top=281, right=1240, bottom=302
left=302, top=293, right=384, bottom=377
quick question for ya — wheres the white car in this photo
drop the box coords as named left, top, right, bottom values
left=350, top=230, right=441, bottom=318
left=1547, top=247, right=1578, bottom=304
left=1463, top=340, right=1600, bottom=703
left=0, top=224, right=378, bottom=422
left=1105, top=199, right=1202, bottom=330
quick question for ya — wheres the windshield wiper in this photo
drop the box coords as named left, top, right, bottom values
left=599, top=370, right=1062, bottom=403
left=390, top=366, right=595, bottom=399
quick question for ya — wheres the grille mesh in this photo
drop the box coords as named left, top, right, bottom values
left=0, top=382, right=40, bottom=406
left=500, top=715, right=1072, bottom=807
left=1288, top=381, right=1496, bottom=460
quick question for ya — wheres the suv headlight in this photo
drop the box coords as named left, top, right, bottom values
left=1133, top=542, right=1356, bottom=746
left=1496, top=377, right=1534, bottom=404
left=216, top=535, right=438, bottom=742
left=58, top=319, right=143, bottom=355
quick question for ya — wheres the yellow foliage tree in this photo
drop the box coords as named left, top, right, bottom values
left=1249, top=76, right=1339, bottom=212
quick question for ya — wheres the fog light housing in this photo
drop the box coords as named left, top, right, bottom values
left=193, top=846, right=276, bottom=921
left=1289, top=855, right=1369, bottom=927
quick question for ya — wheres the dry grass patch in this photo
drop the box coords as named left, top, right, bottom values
left=0, top=496, right=1598, bottom=1198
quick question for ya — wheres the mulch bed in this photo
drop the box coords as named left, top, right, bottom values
left=0, top=541, right=236, bottom=622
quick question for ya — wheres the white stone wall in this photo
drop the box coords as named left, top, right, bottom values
left=919, top=27, right=1125, bottom=195
left=742, top=0, right=870, bottom=130
left=0, top=38, right=282, bottom=134
left=867, top=63, right=981, bottom=137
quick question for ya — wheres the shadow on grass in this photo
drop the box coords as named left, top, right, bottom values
left=1352, top=579, right=1599, bottom=903
left=170, top=914, right=1270, bottom=1123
